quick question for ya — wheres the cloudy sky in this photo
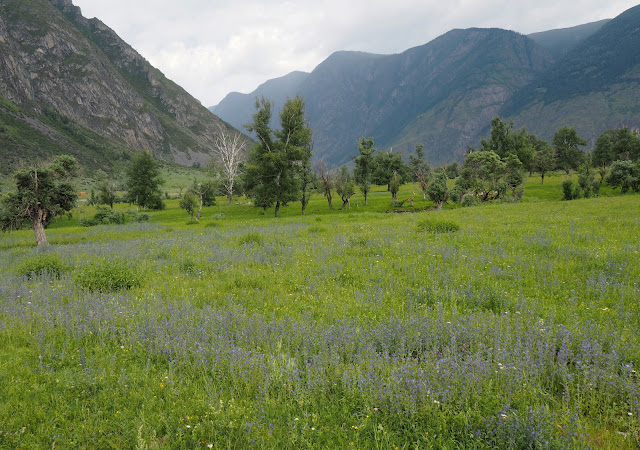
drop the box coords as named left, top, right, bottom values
left=72, top=0, right=638, bottom=107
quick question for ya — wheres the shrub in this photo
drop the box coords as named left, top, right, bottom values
left=416, top=218, right=460, bottom=233
left=74, top=259, right=141, bottom=292
left=126, top=211, right=149, bottom=223
left=461, top=194, right=480, bottom=207
left=17, top=253, right=67, bottom=279
left=238, top=232, right=264, bottom=246
left=80, top=206, right=125, bottom=227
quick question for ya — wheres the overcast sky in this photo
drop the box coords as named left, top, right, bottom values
left=71, top=0, right=638, bottom=107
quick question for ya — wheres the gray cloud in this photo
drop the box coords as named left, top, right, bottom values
left=71, top=0, right=638, bottom=106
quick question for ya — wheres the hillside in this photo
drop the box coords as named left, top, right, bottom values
left=527, top=19, right=610, bottom=60
left=209, top=71, right=309, bottom=132
left=0, top=0, right=234, bottom=176
left=505, top=4, right=640, bottom=145
left=213, top=29, right=552, bottom=166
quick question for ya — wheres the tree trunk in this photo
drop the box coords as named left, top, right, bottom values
left=196, top=195, right=204, bottom=221
left=274, top=201, right=281, bottom=217
left=32, top=207, right=48, bottom=246
left=436, top=201, right=443, bottom=211
left=364, top=192, right=368, bottom=205
left=326, top=191, right=333, bottom=210
left=227, top=193, right=233, bottom=204
left=541, top=172, right=545, bottom=184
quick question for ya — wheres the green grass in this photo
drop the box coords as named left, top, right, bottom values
left=1, top=174, right=639, bottom=448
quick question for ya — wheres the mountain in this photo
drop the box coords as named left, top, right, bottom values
left=505, top=4, right=640, bottom=145
left=214, top=29, right=552, bottom=166
left=213, top=6, right=639, bottom=167
left=210, top=71, right=309, bottom=132
left=0, top=0, right=234, bottom=176
left=527, top=19, right=610, bottom=60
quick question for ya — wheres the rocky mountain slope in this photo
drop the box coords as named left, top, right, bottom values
left=0, top=0, right=233, bottom=176
left=505, top=4, right=640, bottom=146
left=212, top=7, right=637, bottom=166
left=213, top=29, right=552, bottom=166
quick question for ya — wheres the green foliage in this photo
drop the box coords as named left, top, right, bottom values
left=459, top=151, right=508, bottom=201
left=606, top=160, right=640, bottom=193
left=416, top=218, right=460, bottom=233
left=354, top=137, right=376, bottom=205
left=427, top=172, right=449, bottom=209
left=74, top=259, right=141, bottom=292
left=553, top=126, right=587, bottom=174
left=335, top=166, right=355, bottom=210
left=0, top=155, right=79, bottom=245
left=80, top=206, right=126, bottom=227
left=126, top=152, right=164, bottom=210
left=244, top=97, right=311, bottom=216
left=179, top=191, right=198, bottom=220
left=480, top=117, right=536, bottom=172
left=16, top=253, right=67, bottom=279
left=408, top=143, right=432, bottom=199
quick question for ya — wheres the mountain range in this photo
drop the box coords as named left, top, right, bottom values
left=212, top=7, right=640, bottom=166
left=0, top=0, right=233, bottom=177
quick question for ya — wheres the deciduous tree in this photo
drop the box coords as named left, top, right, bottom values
left=553, top=127, right=587, bottom=174
left=126, top=151, right=164, bottom=210
left=354, top=137, right=376, bottom=205
left=212, top=123, right=246, bottom=204
left=0, top=155, right=79, bottom=246
left=409, top=143, right=432, bottom=200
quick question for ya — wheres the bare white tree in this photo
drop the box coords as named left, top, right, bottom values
left=212, top=124, right=246, bottom=204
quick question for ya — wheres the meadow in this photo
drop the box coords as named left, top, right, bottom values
left=0, top=174, right=639, bottom=448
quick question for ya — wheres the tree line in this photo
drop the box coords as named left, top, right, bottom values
left=2, top=97, right=640, bottom=245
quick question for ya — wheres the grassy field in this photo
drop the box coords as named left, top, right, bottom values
left=1, top=174, right=639, bottom=448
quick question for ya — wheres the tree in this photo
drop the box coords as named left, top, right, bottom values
left=97, top=180, right=118, bottom=208
left=409, top=143, right=432, bottom=200
left=460, top=151, right=507, bottom=201
left=533, top=144, right=556, bottom=184
left=372, top=151, right=407, bottom=199
left=314, top=159, right=334, bottom=210
left=480, top=117, right=535, bottom=173
left=244, top=96, right=311, bottom=217
left=179, top=190, right=198, bottom=220
left=427, top=172, right=449, bottom=210
left=126, top=151, right=164, bottom=210
left=504, top=154, right=525, bottom=200
left=606, top=160, right=640, bottom=193
left=353, top=137, right=376, bottom=205
left=0, top=155, right=79, bottom=246
left=592, top=132, right=614, bottom=171
left=190, top=178, right=217, bottom=221
left=212, top=123, right=246, bottom=204
left=335, top=166, right=355, bottom=210
left=553, top=127, right=587, bottom=174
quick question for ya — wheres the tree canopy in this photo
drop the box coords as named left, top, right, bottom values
left=0, top=155, right=79, bottom=245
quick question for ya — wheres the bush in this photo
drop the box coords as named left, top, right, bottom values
left=17, top=253, right=67, bottom=279
left=461, top=194, right=480, bottom=207
left=126, top=211, right=149, bottom=223
left=74, top=259, right=141, bottom=292
left=416, top=218, right=460, bottom=233
left=80, top=206, right=125, bottom=227
left=238, top=232, right=264, bottom=246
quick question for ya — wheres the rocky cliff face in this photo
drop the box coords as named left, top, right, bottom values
left=0, top=0, right=233, bottom=172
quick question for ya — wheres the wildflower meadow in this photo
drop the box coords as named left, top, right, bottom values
left=1, top=177, right=639, bottom=448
